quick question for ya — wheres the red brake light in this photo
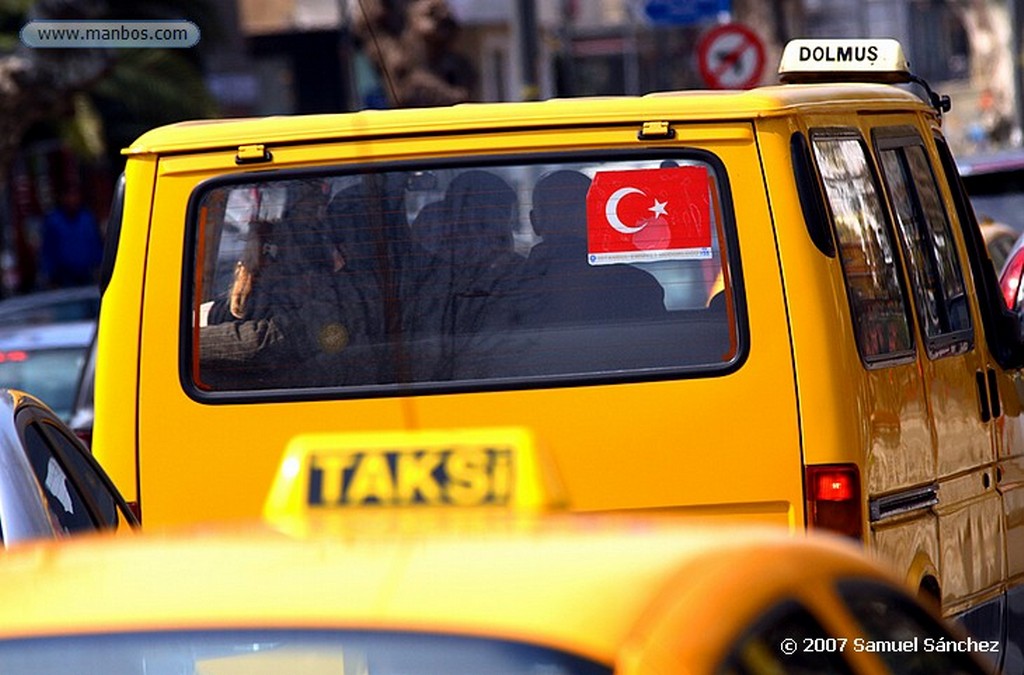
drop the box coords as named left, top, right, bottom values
left=812, top=469, right=855, bottom=501
left=806, top=464, right=863, bottom=539
left=0, top=350, right=27, bottom=363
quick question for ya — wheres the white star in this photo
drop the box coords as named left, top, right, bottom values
left=648, top=198, right=668, bottom=218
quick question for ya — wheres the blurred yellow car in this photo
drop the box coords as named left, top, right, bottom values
left=3, top=428, right=991, bottom=674
left=0, top=517, right=991, bottom=674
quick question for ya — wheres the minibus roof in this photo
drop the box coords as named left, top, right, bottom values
left=125, top=83, right=927, bottom=157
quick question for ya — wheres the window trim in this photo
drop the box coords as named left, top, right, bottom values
left=178, top=149, right=750, bottom=404
left=792, top=131, right=836, bottom=258
left=0, top=411, right=55, bottom=544
left=99, top=172, right=125, bottom=296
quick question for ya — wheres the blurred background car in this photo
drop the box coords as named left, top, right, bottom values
left=0, top=320, right=94, bottom=423
left=958, top=150, right=1024, bottom=270
left=0, top=512, right=991, bottom=675
left=980, top=218, right=1019, bottom=272
left=0, top=286, right=99, bottom=326
left=0, top=388, right=136, bottom=547
left=0, top=287, right=100, bottom=425
left=68, top=336, right=96, bottom=446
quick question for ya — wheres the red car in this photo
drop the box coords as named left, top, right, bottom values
left=1001, top=233, right=1024, bottom=309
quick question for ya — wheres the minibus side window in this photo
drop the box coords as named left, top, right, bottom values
left=811, top=134, right=915, bottom=364
left=876, top=139, right=972, bottom=358
left=185, top=156, right=745, bottom=397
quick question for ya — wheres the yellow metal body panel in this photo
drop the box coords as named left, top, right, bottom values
left=104, top=119, right=803, bottom=529
left=757, top=105, right=1014, bottom=622
left=93, top=157, right=158, bottom=506
left=934, top=473, right=1006, bottom=614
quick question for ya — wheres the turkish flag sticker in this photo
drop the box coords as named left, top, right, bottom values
left=586, top=166, right=712, bottom=265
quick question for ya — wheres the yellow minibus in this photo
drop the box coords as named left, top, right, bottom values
left=93, top=38, right=1024, bottom=668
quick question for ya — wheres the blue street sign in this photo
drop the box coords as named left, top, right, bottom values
left=644, top=0, right=731, bottom=25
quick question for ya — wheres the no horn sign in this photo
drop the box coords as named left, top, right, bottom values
left=697, top=23, right=766, bottom=89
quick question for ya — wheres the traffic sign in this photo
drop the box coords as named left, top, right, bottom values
left=643, top=0, right=731, bottom=26
left=697, top=23, right=766, bottom=89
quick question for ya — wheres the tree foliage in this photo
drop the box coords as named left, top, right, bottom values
left=0, top=0, right=219, bottom=181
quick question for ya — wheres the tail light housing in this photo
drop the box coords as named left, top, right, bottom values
left=806, top=464, right=863, bottom=539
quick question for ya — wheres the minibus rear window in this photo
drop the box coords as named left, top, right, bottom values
left=186, top=157, right=743, bottom=396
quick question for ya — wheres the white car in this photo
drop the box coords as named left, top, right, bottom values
left=0, top=320, right=94, bottom=422
left=0, top=388, right=136, bottom=546
left=0, top=286, right=99, bottom=325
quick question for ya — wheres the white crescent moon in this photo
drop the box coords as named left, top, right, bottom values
left=605, top=187, right=648, bottom=234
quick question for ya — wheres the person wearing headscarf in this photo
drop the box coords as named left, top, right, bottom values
left=199, top=179, right=388, bottom=389
left=523, top=170, right=666, bottom=326
left=403, top=170, right=529, bottom=380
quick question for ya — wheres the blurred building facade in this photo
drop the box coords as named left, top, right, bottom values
left=0, top=0, right=1008, bottom=297
left=206, top=0, right=1001, bottom=155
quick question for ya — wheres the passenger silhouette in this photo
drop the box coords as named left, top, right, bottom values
left=523, top=170, right=666, bottom=326
left=402, top=170, right=527, bottom=380
left=200, top=180, right=388, bottom=388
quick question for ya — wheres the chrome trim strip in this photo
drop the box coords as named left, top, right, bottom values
left=869, top=484, right=939, bottom=522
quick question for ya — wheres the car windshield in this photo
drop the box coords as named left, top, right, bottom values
left=0, top=346, right=88, bottom=420
left=0, top=630, right=612, bottom=675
